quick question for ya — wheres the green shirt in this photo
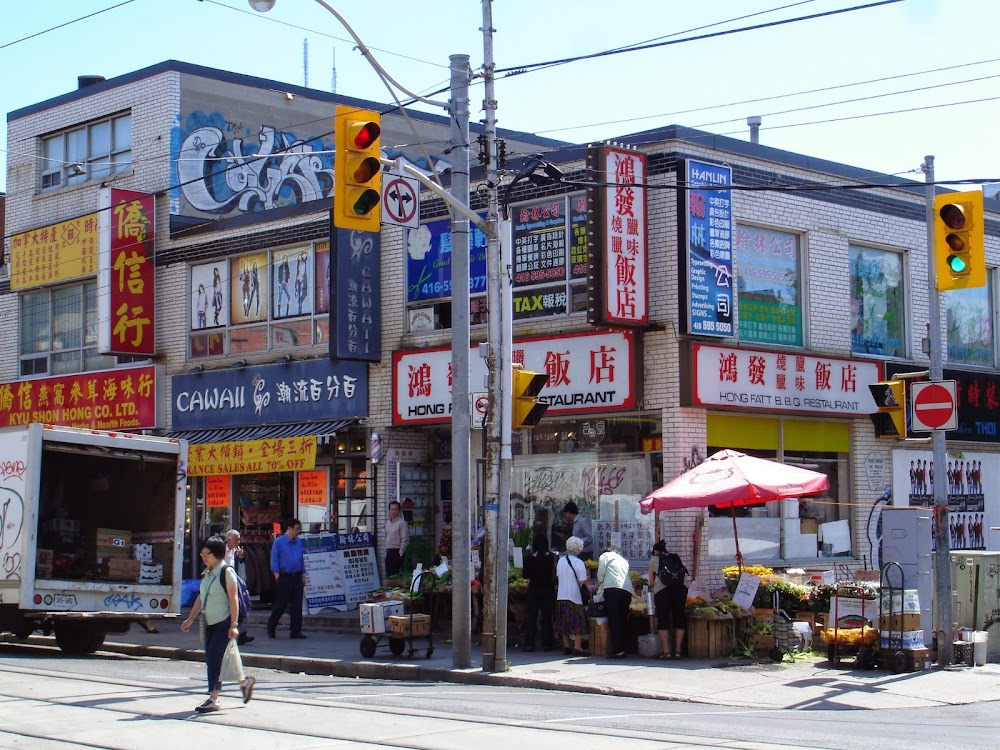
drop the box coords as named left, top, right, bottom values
left=200, top=563, right=237, bottom=626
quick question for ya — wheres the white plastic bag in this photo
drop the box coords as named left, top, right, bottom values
left=221, top=638, right=245, bottom=682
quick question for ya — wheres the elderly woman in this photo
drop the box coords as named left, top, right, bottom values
left=181, top=535, right=255, bottom=712
left=555, top=535, right=590, bottom=656
left=597, top=545, right=635, bottom=659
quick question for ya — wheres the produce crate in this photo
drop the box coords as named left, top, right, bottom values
left=688, top=617, right=737, bottom=659
left=750, top=634, right=775, bottom=656
left=588, top=618, right=613, bottom=657
left=388, top=614, right=431, bottom=637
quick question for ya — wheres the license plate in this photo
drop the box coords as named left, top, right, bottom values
left=53, top=594, right=77, bottom=607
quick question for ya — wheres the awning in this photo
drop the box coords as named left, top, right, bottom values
left=168, top=419, right=355, bottom=444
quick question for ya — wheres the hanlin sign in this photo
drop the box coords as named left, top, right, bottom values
left=98, top=188, right=156, bottom=356
left=683, top=159, right=733, bottom=337
left=586, top=145, right=648, bottom=326
left=9, top=212, right=99, bottom=290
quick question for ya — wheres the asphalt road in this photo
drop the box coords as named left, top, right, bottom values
left=0, top=643, right=996, bottom=749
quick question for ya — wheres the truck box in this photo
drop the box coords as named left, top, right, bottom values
left=0, top=424, right=187, bottom=654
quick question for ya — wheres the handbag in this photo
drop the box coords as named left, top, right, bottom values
left=579, top=582, right=592, bottom=606
left=587, top=599, right=608, bottom=618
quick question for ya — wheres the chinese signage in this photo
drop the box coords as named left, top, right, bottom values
left=510, top=194, right=589, bottom=320
left=686, top=343, right=882, bottom=417
left=684, top=159, right=733, bottom=337
left=392, top=330, right=636, bottom=425
left=98, top=188, right=156, bottom=356
left=733, top=224, right=802, bottom=346
left=887, top=363, right=1000, bottom=443
left=205, top=476, right=231, bottom=508
left=187, top=436, right=316, bottom=476
left=892, top=449, right=999, bottom=551
left=298, top=469, right=328, bottom=505
left=587, top=146, right=648, bottom=326
left=10, top=212, right=99, bottom=289
left=0, top=365, right=159, bottom=430
left=331, top=227, right=381, bottom=361
left=405, top=215, right=488, bottom=303
left=302, top=532, right=380, bottom=612
left=171, top=358, right=368, bottom=430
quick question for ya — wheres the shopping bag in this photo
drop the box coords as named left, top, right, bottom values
left=221, top=638, right=245, bottom=682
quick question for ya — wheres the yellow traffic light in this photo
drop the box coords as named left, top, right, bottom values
left=334, top=105, right=382, bottom=232
left=511, top=368, right=549, bottom=429
left=868, top=380, right=906, bottom=439
left=934, top=191, right=985, bottom=291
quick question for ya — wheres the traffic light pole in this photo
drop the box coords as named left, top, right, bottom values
left=924, top=154, right=954, bottom=666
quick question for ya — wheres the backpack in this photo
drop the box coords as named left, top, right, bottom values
left=219, top=563, right=252, bottom=624
left=657, top=552, right=688, bottom=588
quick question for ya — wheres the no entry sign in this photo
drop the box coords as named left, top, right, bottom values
left=911, top=380, right=958, bottom=431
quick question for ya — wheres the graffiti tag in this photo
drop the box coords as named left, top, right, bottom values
left=103, top=594, right=143, bottom=611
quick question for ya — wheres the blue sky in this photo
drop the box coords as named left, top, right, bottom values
left=3, top=0, right=999, bottom=193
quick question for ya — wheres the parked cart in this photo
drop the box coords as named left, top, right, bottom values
left=359, top=570, right=437, bottom=659
left=823, top=583, right=877, bottom=668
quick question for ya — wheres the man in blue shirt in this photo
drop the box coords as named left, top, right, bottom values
left=267, top=518, right=307, bottom=639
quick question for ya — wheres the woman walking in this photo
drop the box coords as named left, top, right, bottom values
left=555, top=536, right=589, bottom=656
left=181, top=536, right=255, bottom=712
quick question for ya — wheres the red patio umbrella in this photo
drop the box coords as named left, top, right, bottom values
left=640, top=449, right=830, bottom=570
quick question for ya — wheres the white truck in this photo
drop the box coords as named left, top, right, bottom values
left=0, top=424, right=187, bottom=654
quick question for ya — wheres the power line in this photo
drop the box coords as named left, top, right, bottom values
left=0, top=0, right=138, bottom=50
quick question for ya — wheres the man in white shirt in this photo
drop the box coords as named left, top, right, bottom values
left=224, top=529, right=253, bottom=645
left=384, top=500, right=409, bottom=577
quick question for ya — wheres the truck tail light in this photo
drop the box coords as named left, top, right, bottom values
left=160, top=599, right=169, bottom=609
left=33, top=594, right=42, bottom=605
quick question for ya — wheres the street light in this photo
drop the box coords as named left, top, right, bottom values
left=247, top=0, right=275, bottom=11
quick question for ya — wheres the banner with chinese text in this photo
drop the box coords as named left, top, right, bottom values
left=0, top=365, right=158, bottom=430
left=10, top=213, right=99, bottom=289
left=683, top=159, right=733, bottom=337
left=302, top=532, right=379, bottom=612
left=98, top=188, right=156, bottom=356
left=187, top=436, right=317, bottom=476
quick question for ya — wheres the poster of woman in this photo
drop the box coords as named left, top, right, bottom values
left=191, top=262, right=227, bottom=329
left=314, top=241, right=330, bottom=314
left=230, top=252, right=269, bottom=324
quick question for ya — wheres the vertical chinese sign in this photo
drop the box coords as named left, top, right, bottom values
left=587, top=145, right=648, bottom=326
left=331, top=227, right=381, bottom=362
left=98, top=188, right=156, bottom=356
left=683, top=159, right=733, bottom=337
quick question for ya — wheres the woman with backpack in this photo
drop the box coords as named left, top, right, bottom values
left=650, top=540, right=689, bottom=659
left=521, top=533, right=556, bottom=652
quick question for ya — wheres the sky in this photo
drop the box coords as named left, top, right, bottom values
left=2, top=0, right=999, bottom=194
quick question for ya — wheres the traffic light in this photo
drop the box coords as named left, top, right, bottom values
left=934, top=190, right=985, bottom=291
left=334, top=105, right=382, bottom=232
left=511, top=368, right=549, bottom=429
left=868, top=380, right=906, bottom=439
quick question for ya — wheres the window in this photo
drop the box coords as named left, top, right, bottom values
left=40, top=114, right=131, bottom=191
left=19, top=282, right=116, bottom=376
left=850, top=245, right=906, bottom=357
left=188, top=242, right=329, bottom=359
left=946, top=279, right=995, bottom=367
left=734, top=225, right=803, bottom=346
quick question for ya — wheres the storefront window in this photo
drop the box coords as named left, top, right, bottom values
left=946, top=281, right=995, bottom=367
left=509, top=414, right=662, bottom=561
left=850, top=245, right=906, bottom=357
left=734, top=224, right=802, bottom=347
left=706, top=414, right=850, bottom=562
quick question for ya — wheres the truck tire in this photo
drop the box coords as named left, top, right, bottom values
left=54, top=626, right=105, bottom=655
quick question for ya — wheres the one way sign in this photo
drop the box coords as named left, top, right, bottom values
left=381, top=174, right=419, bottom=228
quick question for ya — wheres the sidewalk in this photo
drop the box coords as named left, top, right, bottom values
left=14, top=612, right=1000, bottom=711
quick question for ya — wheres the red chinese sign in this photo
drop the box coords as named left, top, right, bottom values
left=9, top=213, right=99, bottom=290
left=0, top=365, right=158, bottom=430
left=98, top=188, right=156, bottom=356
left=588, top=146, right=648, bottom=326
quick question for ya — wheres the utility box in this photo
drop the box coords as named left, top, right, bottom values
left=880, top=507, right=933, bottom=648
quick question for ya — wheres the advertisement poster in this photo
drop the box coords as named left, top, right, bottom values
left=405, top=216, right=488, bottom=303
left=191, top=261, right=228, bottom=330
left=302, top=532, right=380, bottom=613
left=230, top=252, right=269, bottom=324
left=685, top=159, right=733, bottom=337
left=891, top=449, right=999, bottom=551
left=732, top=224, right=802, bottom=346
left=10, top=212, right=99, bottom=290
left=512, top=198, right=568, bottom=287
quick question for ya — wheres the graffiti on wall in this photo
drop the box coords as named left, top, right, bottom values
left=173, top=113, right=335, bottom=218
left=0, top=458, right=26, bottom=581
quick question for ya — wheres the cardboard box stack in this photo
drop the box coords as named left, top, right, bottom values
left=879, top=589, right=929, bottom=671
left=359, top=600, right=405, bottom=634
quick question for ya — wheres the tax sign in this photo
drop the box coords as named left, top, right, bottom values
left=911, top=380, right=958, bottom=431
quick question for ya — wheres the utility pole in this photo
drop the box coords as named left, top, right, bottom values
left=924, top=155, right=953, bottom=666
left=449, top=54, right=473, bottom=669
left=480, top=0, right=505, bottom=673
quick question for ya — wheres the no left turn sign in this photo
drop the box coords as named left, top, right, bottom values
left=382, top=175, right=419, bottom=227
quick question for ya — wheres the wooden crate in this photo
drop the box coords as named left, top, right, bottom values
left=750, top=634, right=775, bottom=657
left=589, top=618, right=613, bottom=657
left=688, top=618, right=736, bottom=659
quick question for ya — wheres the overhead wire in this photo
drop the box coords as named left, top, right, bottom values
left=0, top=0, right=138, bottom=50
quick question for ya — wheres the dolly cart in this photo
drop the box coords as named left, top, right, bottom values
left=359, top=570, right=438, bottom=659
left=825, top=583, right=877, bottom=668
left=873, top=560, right=908, bottom=673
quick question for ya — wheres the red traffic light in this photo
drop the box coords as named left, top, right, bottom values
left=939, top=203, right=966, bottom=231
left=352, top=122, right=380, bottom=149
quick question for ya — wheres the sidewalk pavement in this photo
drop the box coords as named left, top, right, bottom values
left=12, top=612, right=1000, bottom=711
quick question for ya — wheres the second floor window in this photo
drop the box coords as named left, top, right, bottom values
left=40, top=114, right=132, bottom=191
left=850, top=245, right=906, bottom=358
left=946, top=280, right=995, bottom=367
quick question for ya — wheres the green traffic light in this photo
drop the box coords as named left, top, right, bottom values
left=947, top=253, right=968, bottom=274
left=351, top=188, right=380, bottom=216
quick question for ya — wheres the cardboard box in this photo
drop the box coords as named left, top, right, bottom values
left=588, top=617, right=613, bottom=657
left=36, top=549, right=54, bottom=566
left=879, top=612, right=921, bottom=632
left=904, top=647, right=931, bottom=672
left=130, top=543, right=154, bottom=563
left=359, top=600, right=405, bottom=634
left=99, top=558, right=141, bottom=581
left=800, top=518, right=818, bottom=535
left=88, top=528, right=132, bottom=560
left=388, top=613, right=431, bottom=637
left=139, top=563, right=163, bottom=584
